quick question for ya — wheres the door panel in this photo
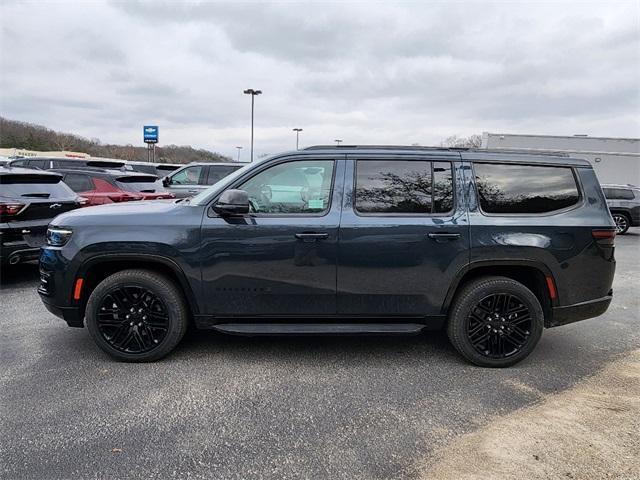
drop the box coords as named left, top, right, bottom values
left=337, top=156, right=470, bottom=316
left=199, top=157, right=345, bottom=316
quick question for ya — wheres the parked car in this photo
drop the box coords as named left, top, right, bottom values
left=39, top=145, right=615, bottom=367
left=161, top=162, right=243, bottom=198
left=50, top=168, right=175, bottom=205
left=1, top=166, right=85, bottom=265
left=126, top=161, right=181, bottom=177
left=8, top=157, right=132, bottom=172
left=602, top=184, right=640, bottom=234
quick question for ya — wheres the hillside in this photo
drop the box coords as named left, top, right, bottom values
left=0, top=117, right=231, bottom=163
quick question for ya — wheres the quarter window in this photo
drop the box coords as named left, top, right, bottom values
left=355, top=160, right=454, bottom=214
left=64, top=173, right=93, bottom=192
left=239, top=160, right=334, bottom=214
left=603, top=188, right=635, bottom=200
left=474, top=163, right=580, bottom=214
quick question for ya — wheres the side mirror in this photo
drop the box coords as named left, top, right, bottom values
left=213, top=189, right=250, bottom=216
left=162, top=176, right=170, bottom=187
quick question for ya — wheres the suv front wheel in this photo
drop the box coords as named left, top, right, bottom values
left=447, top=276, right=544, bottom=368
left=85, top=269, right=189, bottom=362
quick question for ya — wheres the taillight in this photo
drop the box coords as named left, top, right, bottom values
left=592, top=229, right=616, bottom=245
left=0, top=202, right=25, bottom=216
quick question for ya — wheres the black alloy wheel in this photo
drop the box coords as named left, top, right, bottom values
left=97, top=285, right=169, bottom=354
left=86, top=269, right=188, bottom=362
left=467, top=293, right=532, bottom=359
left=447, top=276, right=544, bottom=368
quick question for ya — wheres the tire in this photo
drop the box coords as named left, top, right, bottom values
left=447, top=276, right=544, bottom=368
left=612, top=213, right=630, bottom=235
left=85, top=269, right=189, bottom=362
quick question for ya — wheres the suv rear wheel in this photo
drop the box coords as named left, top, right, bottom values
left=85, top=269, right=189, bottom=362
left=447, top=276, right=544, bottom=367
left=612, top=213, right=630, bottom=234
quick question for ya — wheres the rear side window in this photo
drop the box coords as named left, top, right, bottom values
left=27, top=159, right=48, bottom=169
left=64, top=173, right=94, bottom=192
left=603, top=188, right=635, bottom=200
left=474, top=163, right=580, bottom=214
left=355, top=160, right=454, bottom=214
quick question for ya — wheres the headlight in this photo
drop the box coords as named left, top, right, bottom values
left=46, top=227, right=73, bottom=246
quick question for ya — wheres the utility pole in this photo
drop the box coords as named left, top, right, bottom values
left=334, top=139, right=343, bottom=146
left=236, top=146, right=243, bottom=162
left=293, top=128, right=303, bottom=150
left=243, top=88, right=262, bottom=162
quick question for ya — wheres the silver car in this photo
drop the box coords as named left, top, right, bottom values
left=161, top=162, right=242, bottom=198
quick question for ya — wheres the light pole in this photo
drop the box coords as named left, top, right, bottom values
left=236, top=146, right=243, bottom=162
left=243, top=88, right=262, bottom=162
left=293, top=128, right=303, bottom=150
left=334, top=139, right=343, bottom=146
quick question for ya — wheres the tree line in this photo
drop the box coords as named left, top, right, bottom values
left=0, top=117, right=231, bottom=164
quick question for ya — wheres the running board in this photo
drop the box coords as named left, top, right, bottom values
left=212, top=323, right=426, bottom=336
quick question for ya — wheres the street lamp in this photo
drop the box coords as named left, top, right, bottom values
left=243, top=88, right=262, bottom=162
left=292, top=128, right=303, bottom=150
left=334, top=139, right=343, bottom=146
left=235, top=146, right=243, bottom=162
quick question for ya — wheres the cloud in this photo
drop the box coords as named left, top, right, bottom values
left=1, top=1, right=638, bottom=159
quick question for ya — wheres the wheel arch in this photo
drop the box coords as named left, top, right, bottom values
left=442, top=261, right=556, bottom=326
left=76, top=254, right=199, bottom=321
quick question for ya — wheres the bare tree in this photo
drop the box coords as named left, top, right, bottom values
left=440, top=134, right=482, bottom=149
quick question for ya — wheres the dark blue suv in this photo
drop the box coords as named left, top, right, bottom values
left=38, top=146, right=616, bottom=367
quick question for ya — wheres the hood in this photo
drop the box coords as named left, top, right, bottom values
left=51, top=199, right=203, bottom=227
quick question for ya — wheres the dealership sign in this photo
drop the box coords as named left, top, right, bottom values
left=143, top=125, right=159, bottom=144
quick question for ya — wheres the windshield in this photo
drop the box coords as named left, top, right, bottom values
left=116, top=176, right=164, bottom=193
left=190, top=162, right=255, bottom=205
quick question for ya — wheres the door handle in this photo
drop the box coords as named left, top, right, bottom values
left=295, top=232, right=329, bottom=241
left=428, top=233, right=461, bottom=240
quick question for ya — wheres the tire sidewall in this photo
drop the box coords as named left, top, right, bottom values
left=86, top=271, right=187, bottom=362
left=449, top=278, right=544, bottom=368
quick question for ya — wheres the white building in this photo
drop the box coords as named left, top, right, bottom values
left=481, top=132, right=640, bottom=185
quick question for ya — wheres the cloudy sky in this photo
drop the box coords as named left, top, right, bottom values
left=1, top=1, right=639, bottom=159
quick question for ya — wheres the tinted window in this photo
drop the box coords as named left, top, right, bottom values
left=1, top=174, right=75, bottom=199
left=170, top=165, right=204, bottom=185
left=10, top=160, right=27, bottom=167
left=129, top=164, right=157, bottom=175
left=64, top=173, right=93, bottom=192
left=475, top=163, right=580, bottom=214
left=206, top=165, right=241, bottom=185
left=355, top=160, right=454, bottom=214
left=239, top=160, right=334, bottom=214
left=53, top=159, right=85, bottom=168
left=603, top=188, right=635, bottom=200
left=116, top=176, right=163, bottom=193
left=27, top=159, right=48, bottom=169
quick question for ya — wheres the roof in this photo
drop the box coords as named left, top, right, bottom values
left=297, top=145, right=590, bottom=167
left=49, top=167, right=158, bottom=179
left=0, top=166, right=62, bottom=177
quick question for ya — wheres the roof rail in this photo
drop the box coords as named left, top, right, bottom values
left=302, top=145, right=571, bottom=157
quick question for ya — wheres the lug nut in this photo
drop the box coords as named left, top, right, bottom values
left=129, top=322, right=134, bottom=326
left=142, top=316, right=147, bottom=320
left=126, top=314, right=130, bottom=319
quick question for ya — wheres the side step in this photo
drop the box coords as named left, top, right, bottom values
left=212, top=323, right=426, bottom=336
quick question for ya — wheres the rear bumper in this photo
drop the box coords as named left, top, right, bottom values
left=548, top=292, right=613, bottom=328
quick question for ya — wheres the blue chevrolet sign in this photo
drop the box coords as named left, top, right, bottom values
left=143, top=125, right=159, bottom=144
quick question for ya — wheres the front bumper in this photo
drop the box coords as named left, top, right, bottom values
left=41, top=298, right=84, bottom=328
left=548, top=291, right=613, bottom=328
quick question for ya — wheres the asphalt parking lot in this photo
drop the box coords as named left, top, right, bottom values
left=1, top=232, right=639, bottom=480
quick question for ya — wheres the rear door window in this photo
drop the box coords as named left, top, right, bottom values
left=354, top=160, right=454, bottom=214
left=206, top=165, right=242, bottom=185
left=474, top=163, right=580, bottom=214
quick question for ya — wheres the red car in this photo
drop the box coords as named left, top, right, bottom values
left=51, top=168, right=175, bottom=205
